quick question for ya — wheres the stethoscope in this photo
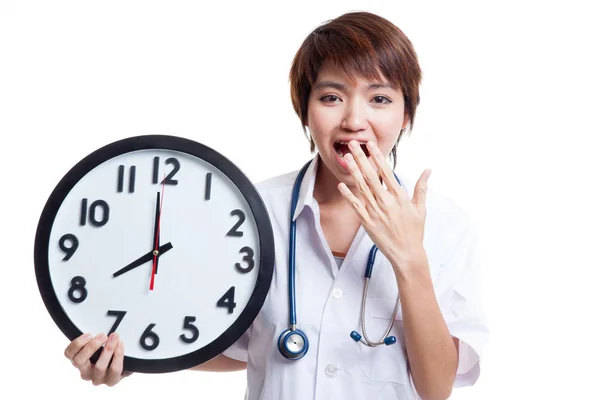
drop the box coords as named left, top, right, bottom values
left=278, top=159, right=404, bottom=360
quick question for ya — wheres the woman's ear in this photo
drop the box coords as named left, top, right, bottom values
left=402, top=114, right=410, bottom=130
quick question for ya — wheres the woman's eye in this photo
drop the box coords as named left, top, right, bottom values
left=320, top=95, right=341, bottom=103
left=372, top=96, right=391, bottom=104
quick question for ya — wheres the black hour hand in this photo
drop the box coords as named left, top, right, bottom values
left=112, top=242, right=173, bottom=278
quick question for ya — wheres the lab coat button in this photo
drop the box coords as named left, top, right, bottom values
left=332, top=287, right=343, bottom=299
left=325, top=363, right=338, bottom=377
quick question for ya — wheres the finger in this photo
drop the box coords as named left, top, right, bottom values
left=348, top=140, right=387, bottom=201
left=343, top=152, right=381, bottom=216
left=412, top=169, right=432, bottom=213
left=338, top=182, right=372, bottom=224
left=106, top=340, right=127, bottom=387
left=92, top=333, right=119, bottom=385
left=366, top=141, right=405, bottom=199
left=64, top=333, right=94, bottom=362
left=72, top=333, right=107, bottom=380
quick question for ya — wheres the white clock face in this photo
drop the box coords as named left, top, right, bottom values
left=44, top=147, right=264, bottom=363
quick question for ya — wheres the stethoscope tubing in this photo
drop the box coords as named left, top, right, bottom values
left=279, top=159, right=404, bottom=359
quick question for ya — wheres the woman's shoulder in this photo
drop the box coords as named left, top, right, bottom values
left=397, top=172, right=461, bottom=208
left=247, top=168, right=300, bottom=218
left=396, top=172, right=474, bottom=229
left=252, top=169, right=298, bottom=198
left=397, top=173, right=479, bottom=269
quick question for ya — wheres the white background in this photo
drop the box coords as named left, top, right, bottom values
left=1, top=0, right=599, bottom=399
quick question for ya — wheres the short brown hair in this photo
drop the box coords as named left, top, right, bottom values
left=289, top=11, right=422, bottom=168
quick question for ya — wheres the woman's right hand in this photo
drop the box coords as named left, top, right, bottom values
left=64, top=332, right=132, bottom=386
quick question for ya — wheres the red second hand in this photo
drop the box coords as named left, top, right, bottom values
left=150, top=174, right=166, bottom=291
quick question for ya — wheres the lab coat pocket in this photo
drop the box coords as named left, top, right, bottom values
left=357, top=296, right=410, bottom=385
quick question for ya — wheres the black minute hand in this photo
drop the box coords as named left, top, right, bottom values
left=112, top=242, right=173, bottom=278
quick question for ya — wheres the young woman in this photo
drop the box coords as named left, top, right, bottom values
left=64, top=11, right=488, bottom=399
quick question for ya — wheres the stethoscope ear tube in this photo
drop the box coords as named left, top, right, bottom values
left=350, top=277, right=400, bottom=347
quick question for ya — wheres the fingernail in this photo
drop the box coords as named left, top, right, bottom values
left=367, top=141, right=375, bottom=149
left=82, top=333, right=92, bottom=340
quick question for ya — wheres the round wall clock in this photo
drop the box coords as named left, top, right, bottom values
left=33, top=134, right=274, bottom=373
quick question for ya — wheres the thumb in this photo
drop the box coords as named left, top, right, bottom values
left=412, top=169, right=431, bottom=211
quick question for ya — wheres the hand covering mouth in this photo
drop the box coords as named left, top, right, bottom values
left=333, top=140, right=370, bottom=158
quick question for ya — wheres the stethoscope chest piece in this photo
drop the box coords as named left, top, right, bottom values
left=278, top=328, right=309, bottom=360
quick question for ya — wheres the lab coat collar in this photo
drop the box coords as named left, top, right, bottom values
left=292, top=154, right=320, bottom=222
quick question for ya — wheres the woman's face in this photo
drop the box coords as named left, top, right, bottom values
left=307, top=59, right=408, bottom=186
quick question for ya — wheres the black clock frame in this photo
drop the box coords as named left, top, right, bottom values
left=33, top=134, right=275, bottom=373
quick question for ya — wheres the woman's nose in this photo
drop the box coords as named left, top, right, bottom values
left=340, top=100, right=368, bottom=132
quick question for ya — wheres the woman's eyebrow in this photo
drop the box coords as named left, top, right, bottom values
left=314, top=81, right=393, bottom=91
left=314, top=81, right=346, bottom=91
left=368, top=82, right=393, bottom=90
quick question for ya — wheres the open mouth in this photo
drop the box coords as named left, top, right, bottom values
left=333, top=141, right=370, bottom=159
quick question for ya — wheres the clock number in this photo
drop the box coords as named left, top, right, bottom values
left=204, top=172, right=212, bottom=200
left=79, top=198, right=110, bottom=227
left=180, top=316, right=200, bottom=344
left=153, top=156, right=180, bottom=185
left=226, top=209, right=245, bottom=237
left=217, top=286, right=236, bottom=314
left=59, top=233, right=79, bottom=261
left=140, top=323, right=160, bottom=351
left=117, top=165, right=136, bottom=193
left=67, top=276, right=87, bottom=303
left=107, top=310, right=127, bottom=335
left=235, top=246, right=255, bottom=273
